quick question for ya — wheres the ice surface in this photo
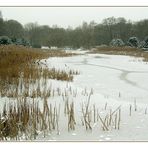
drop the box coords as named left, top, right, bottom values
left=1, top=51, right=148, bottom=141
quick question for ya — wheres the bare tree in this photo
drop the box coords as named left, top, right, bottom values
left=0, top=11, right=2, bottom=19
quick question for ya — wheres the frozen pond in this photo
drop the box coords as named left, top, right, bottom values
left=39, top=52, right=148, bottom=141
left=1, top=51, right=148, bottom=141
left=45, top=53, right=148, bottom=104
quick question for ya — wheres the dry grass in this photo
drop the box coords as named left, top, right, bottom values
left=1, top=89, right=148, bottom=140
left=0, top=45, right=80, bottom=140
left=0, top=45, right=79, bottom=98
left=98, top=106, right=121, bottom=131
left=64, top=100, right=76, bottom=131
left=81, top=92, right=93, bottom=130
left=89, top=46, right=148, bottom=61
left=0, top=97, right=61, bottom=140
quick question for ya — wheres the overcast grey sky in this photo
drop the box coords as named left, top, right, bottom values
left=0, top=7, right=148, bottom=28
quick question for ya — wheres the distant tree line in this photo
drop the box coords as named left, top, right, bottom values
left=0, top=11, right=148, bottom=49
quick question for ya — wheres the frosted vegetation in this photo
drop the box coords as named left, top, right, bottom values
left=110, top=39, right=125, bottom=47
left=127, top=37, right=139, bottom=48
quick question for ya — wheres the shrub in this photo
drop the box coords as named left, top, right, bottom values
left=110, top=39, right=125, bottom=47
left=143, top=36, right=148, bottom=48
left=0, top=36, right=12, bottom=45
left=11, top=38, right=30, bottom=47
left=21, top=38, right=30, bottom=47
left=127, top=37, right=139, bottom=47
left=138, top=41, right=145, bottom=48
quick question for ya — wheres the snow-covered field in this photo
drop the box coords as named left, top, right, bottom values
left=1, top=51, right=148, bottom=141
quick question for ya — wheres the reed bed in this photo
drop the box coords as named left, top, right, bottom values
left=80, top=93, right=123, bottom=132
left=97, top=106, right=121, bottom=131
left=89, top=46, right=148, bottom=62
left=64, top=99, right=76, bottom=131
left=81, top=92, right=93, bottom=130
left=0, top=97, right=61, bottom=140
left=0, top=45, right=79, bottom=140
left=0, top=92, right=148, bottom=141
left=0, top=45, right=76, bottom=79
left=0, top=45, right=79, bottom=98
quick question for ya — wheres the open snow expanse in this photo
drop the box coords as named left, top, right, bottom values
left=1, top=51, right=148, bottom=141
left=36, top=51, right=148, bottom=141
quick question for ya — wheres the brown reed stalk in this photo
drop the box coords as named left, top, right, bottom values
left=98, top=114, right=109, bottom=131
left=97, top=109, right=99, bottom=122
left=52, top=106, right=56, bottom=130
left=134, top=99, right=137, bottom=111
left=109, top=109, right=112, bottom=126
left=114, top=113, right=117, bottom=129
left=62, top=93, right=65, bottom=101
left=93, top=104, right=96, bottom=123
left=82, top=108, right=92, bottom=130
left=119, top=92, right=121, bottom=97
left=91, top=88, right=93, bottom=95
left=129, top=104, right=132, bottom=116
left=81, top=93, right=92, bottom=130
left=67, top=102, right=76, bottom=131
left=111, top=106, right=121, bottom=116
left=117, top=109, right=121, bottom=130
left=88, top=110, right=92, bottom=124
left=145, top=107, right=147, bottom=114
left=81, top=117, right=84, bottom=126
left=56, top=104, right=60, bottom=135
left=105, top=102, right=108, bottom=110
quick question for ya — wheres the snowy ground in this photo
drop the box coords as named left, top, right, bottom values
left=39, top=51, right=148, bottom=141
left=1, top=50, right=148, bottom=141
